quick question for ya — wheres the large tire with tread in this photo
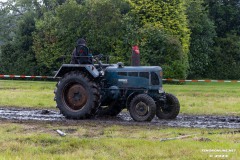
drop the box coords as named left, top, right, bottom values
left=156, top=93, right=180, bottom=119
left=129, top=94, right=156, bottom=122
left=54, top=71, right=100, bottom=119
left=96, top=101, right=123, bottom=117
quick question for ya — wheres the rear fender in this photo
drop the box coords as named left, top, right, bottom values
left=54, top=64, right=99, bottom=78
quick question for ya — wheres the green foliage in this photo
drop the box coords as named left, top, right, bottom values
left=186, top=0, right=216, bottom=78
left=206, top=0, right=240, bottom=37
left=0, top=12, right=37, bottom=75
left=80, top=0, right=131, bottom=57
left=1, top=0, right=190, bottom=78
left=206, top=34, right=240, bottom=79
left=33, top=0, right=191, bottom=78
left=0, top=43, right=16, bottom=74
left=138, top=25, right=186, bottom=79
left=128, top=0, right=190, bottom=78
left=33, top=0, right=132, bottom=73
left=204, top=0, right=240, bottom=79
left=33, top=7, right=67, bottom=73
left=1, top=0, right=240, bottom=79
left=129, top=0, right=191, bottom=55
left=0, top=0, right=20, bottom=43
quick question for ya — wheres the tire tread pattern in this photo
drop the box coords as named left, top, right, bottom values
left=129, top=94, right=156, bottom=122
left=54, top=71, right=100, bottom=119
left=156, top=93, right=180, bottom=119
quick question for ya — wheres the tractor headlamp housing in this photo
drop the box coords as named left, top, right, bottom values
left=160, top=71, right=163, bottom=78
left=159, top=87, right=164, bottom=93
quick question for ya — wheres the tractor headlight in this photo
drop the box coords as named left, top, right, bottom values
left=159, top=87, right=164, bottom=93
left=160, top=71, right=163, bottom=77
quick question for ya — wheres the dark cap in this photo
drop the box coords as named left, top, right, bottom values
left=77, top=38, right=86, bottom=46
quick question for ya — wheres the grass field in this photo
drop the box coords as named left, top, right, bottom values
left=0, top=80, right=239, bottom=160
left=166, top=82, right=240, bottom=116
left=0, top=80, right=239, bottom=116
left=0, top=80, right=56, bottom=108
left=0, top=122, right=239, bottom=160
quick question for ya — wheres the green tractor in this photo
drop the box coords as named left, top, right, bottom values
left=54, top=46, right=180, bottom=122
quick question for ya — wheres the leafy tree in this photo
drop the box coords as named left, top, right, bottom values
left=207, top=34, right=240, bottom=79
left=0, top=43, right=16, bottom=73
left=186, top=0, right=216, bottom=78
left=206, top=0, right=240, bottom=37
left=139, top=25, right=186, bottom=79
left=33, top=0, right=132, bottom=74
left=0, top=0, right=43, bottom=74
left=0, top=0, right=21, bottom=43
left=0, top=12, right=37, bottom=75
left=204, top=0, right=240, bottom=79
left=3, top=0, right=227, bottom=80
left=127, top=0, right=190, bottom=78
left=129, top=0, right=190, bottom=55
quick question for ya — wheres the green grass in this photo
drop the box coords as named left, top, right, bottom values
left=0, top=80, right=239, bottom=159
left=164, top=82, right=240, bottom=116
left=0, top=122, right=239, bottom=160
left=0, top=80, right=56, bottom=109
left=0, top=80, right=240, bottom=115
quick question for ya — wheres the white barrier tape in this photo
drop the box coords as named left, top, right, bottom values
left=0, top=74, right=239, bottom=82
left=0, top=75, right=53, bottom=79
left=162, top=79, right=240, bottom=83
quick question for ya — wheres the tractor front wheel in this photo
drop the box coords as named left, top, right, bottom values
left=156, top=93, right=180, bottom=119
left=129, top=94, right=156, bottom=122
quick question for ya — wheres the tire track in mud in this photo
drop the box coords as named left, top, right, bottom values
left=0, top=108, right=239, bottom=129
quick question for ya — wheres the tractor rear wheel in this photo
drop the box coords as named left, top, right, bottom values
left=129, top=94, right=156, bottom=122
left=156, top=93, right=180, bottom=119
left=55, top=71, right=100, bottom=119
left=96, top=101, right=123, bottom=117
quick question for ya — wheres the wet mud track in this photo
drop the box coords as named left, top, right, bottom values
left=0, top=107, right=239, bottom=129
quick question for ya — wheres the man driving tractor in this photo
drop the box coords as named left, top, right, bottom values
left=70, top=38, right=92, bottom=64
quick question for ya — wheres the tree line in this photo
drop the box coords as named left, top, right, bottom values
left=0, top=0, right=239, bottom=79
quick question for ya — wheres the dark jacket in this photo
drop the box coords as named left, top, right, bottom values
left=70, top=46, right=92, bottom=64
left=70, top=38, right=87, bottom=64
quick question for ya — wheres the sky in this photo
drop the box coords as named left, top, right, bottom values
left=0, top=0, right=8, bottom=3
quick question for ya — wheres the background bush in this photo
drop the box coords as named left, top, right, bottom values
left=0, top=0, right=240, bottom=79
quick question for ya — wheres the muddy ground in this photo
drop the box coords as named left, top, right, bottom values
left=0, top=107, right=239, bottom=129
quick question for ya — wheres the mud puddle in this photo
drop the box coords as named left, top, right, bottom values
left=0, top=108, right=64, bottom=121
left=0, top=107, right=239, bottom=129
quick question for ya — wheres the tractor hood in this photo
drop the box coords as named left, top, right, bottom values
left=104, top=65, right=163, bottom=90
left=105, top=66, right=162, bottom=72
